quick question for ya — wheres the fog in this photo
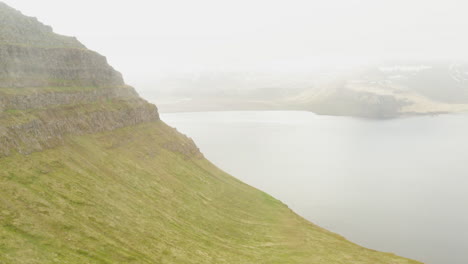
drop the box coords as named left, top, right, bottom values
left=5, top=1, right=468, bottom=263
left=5, top=0, right=468, bottom=91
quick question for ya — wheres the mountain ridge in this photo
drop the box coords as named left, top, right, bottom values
left=0, top=2, right=84, bottom=48
left=0, top=2, right=158, bottom=157
left=0, top=2, right=421, bottom=263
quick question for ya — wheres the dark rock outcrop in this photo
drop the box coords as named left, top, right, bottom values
left=0, top=99, right=159, bottom=156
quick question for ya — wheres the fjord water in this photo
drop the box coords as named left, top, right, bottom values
left=162, top=111, right=468, bottom=264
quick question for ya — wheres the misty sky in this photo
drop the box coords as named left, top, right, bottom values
left=4, top=0, right=468, bottom=88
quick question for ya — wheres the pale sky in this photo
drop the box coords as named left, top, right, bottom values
left=4, top=0, right=468, bottom=88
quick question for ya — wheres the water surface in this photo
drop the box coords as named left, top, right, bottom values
left=162, top=111, right=468, bottom=264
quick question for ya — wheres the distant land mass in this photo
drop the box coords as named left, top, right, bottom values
left=143, top=61, right=468, bottom=118
left=0, top=2, right=420, bottom=263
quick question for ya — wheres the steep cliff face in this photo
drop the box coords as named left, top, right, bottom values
left=0, top=2, right=83, bottom=48
left=0, top=98, right=159, bottom=156
left=0, top=3, right=123, bottom=88
left=0, top=86, right=140, bottom=111
left=0, top=3, right=420, bottom=264
left=0, top=3, right=159, bottom=157
left=0, top=45, right=124, bottom=88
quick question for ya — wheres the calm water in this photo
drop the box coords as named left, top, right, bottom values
left=162, top=111, right=468, bottom=264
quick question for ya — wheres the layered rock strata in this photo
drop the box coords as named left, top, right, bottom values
left=0, top=3, right=159, bottom=157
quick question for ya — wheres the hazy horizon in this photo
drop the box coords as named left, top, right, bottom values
left=1, top=2, right=467, bottom=263
left=5, top=0, right=468, bottom=90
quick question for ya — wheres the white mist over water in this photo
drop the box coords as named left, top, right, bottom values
left=162, top=111, right=468, bottom=264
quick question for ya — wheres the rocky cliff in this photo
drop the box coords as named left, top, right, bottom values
left=0, top=3, right=159, bottom=157
left=0, top=3, right=422, bottom=264
left=0, top=44, right=124, bottom=88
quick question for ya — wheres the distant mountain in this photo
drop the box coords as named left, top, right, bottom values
left=0, top=2, right=420, bottom=263
left=359, top=61, right=468, bottom=104
left=297, top=61, right=468, bottom=118
left=149, top=61, right=468, bottom=118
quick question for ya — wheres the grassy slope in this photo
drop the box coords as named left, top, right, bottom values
left=0, top=121, right=421, bottom=264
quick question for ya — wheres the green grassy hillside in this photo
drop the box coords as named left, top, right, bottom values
left=0, top=120, right=421, bottom=264
left=0, top=3, right=422, bottom=262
